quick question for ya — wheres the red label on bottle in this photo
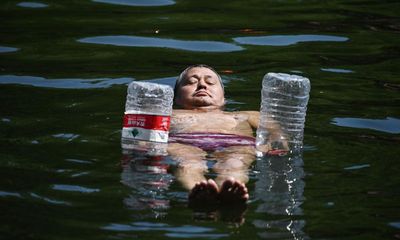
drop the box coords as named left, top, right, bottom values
left=123, top=114, right=170, bottom=131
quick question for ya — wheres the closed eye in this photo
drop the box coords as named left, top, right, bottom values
left=205, top=75, right=217, bottom=85
left=184, top=74, right=218, bottom=85
left=186, top=77, right=199, bottom=85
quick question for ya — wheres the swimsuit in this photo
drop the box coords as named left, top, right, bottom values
left=168, top=132, right=255, bottom=151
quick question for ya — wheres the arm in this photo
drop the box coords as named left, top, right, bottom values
left=241, top=111, right=260, bottom=129
left=243, top=111, right=289, bottom=152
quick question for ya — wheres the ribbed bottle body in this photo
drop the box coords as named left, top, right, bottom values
left=256, top=73, right=310, bottom=155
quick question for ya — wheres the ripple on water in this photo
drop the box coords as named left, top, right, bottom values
left=2, top=118, right=11, bottom=122
left=389, top=222, right=400, bottom=229
left=102, top=222, right=228, bottom=238
left=70, top=172, right=90, bottom=178
left=331, top=117, right=400, bottom=134
left=0, top=75, right=133, bottom=89
left=303, top=145, right=318, bottom=151
left=0, top=191, right=22, bottom=198
left=52, top=184, right=100, bottom=193
left=77, top=35, right=244, bottom=52
left=17, top=2, right=48, bottom=8
left=0, top=46, right=19, bottom=53
left=146, top=76, right=177, bottom=88
left=321, top=68, right=354, bottom=73
left=233, top=34, right=348, bottom=46
left=65, top=158, right=94, bottom=164
left=92, top=0, right=175, bottom=6
left=343, top=164, right=370, bottom=171
left=30, top=192, right=72, bottom=206
left=52, top=133, right=80, bottom=142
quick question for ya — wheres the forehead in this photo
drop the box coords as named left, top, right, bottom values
left=185, top=67, right=219, bottom=79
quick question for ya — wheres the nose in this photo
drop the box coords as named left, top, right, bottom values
left=196, top=78, right=207, bottom=89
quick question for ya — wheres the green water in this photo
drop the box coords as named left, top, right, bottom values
left=1, top=0, right=400, bottom=239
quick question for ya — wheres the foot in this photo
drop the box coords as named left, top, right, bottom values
left=188, top=179, right=219, bottom=209
left=219, top=177, right=249, bottom=204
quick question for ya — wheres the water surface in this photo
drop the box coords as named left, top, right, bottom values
left=17, top=1, right=48, bottom=8
left=0, top=75, right=133, bottom=89
left=78, top=35, right=244, bottom=52
left=332, top=117, right=400, bottom=134
left=1, top=0, right=399, bottom=239
left=0, top=46, right=19, bottom=53
left=92, top=0, right=175, bottom=7
left=233, top=34, right=348, bottom=46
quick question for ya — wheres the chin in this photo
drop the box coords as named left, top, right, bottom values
left=193, top=100, right=213, bottom=107
left=181, top=98, right=223, bottom=110
left=195, top=103, right=223, bottom=110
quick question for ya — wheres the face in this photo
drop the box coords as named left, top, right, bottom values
left=175, top=67, right=225, bottom=110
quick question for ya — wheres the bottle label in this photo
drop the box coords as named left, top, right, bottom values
left=122, top=114, right=171, bottom=143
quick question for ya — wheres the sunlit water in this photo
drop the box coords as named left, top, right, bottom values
left=92, top=0, right=176, bottom=7
left=1, top=0, right=399, bottom=239
left=0, top=46, right=19, bottom=53
left=16, top=2, right=48, bottom=8
left=233, top=34, right=348, bottom=46
left=78, top=35, right=243, bottom=52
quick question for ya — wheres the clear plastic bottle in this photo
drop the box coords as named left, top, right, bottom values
left=256, top=73, right=310, bottom=156
left=121, top=81, right=174, bottom=155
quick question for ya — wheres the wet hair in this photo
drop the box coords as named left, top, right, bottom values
left=174, top=64, right=224, bottom=102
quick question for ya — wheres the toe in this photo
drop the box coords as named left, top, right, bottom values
left=207, top=179, right=219, bottom=195
left=237, top=183, right=248, bottom=194
left=221, top=178, right=234, bottom=192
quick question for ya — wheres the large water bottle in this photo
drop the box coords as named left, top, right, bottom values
left=256, top=73, right=310, bottom=156
left=121, top=81, right=174, bottom=156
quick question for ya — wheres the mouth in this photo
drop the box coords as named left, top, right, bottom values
left=193, top=91, right=210, bottom=97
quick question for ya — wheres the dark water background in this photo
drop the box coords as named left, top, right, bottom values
left=1, top=0, right=400, bottom=239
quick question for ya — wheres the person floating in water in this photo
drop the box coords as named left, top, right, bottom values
left=168, top=64, right=282, bottom=207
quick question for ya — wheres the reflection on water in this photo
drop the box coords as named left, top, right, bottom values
left=0, top=75, right=133, bottom=89
left=0, top=74, right=178, bottom=91
left=321, top=68, right=354, bottom=73
left=52, top=184, right=100, bottom=193
left=93, top=0, right=175, bottom=7
left=115, top=147, right=308, bottom=236
left=389, top=222, right=400, bottom=229
left=30, top=192, right=72, bottom=206
left=331, top=117, right=400, bottom=134
left=344, top=164, right=370, bottom=171
left=121, top=147, right=174, bottom=218
left=53, top=133, right=80, bottom=141
left=233, top=34, right=348, bottom=46
left=146, top=76, right=177, bottom=88
left=0, top=74, right=179, bottom=89
left=102, top=221, right=228, bottom=238
left=254, top=154, right=307, bottom=239
left=78, top=35, right=244, bottom=52
left=65, top=158, right=94, bottom=165
left=17, top=2, right=48, bottom=8
left=0, top=46, right=19, bottom=53
left=0, top=191, right=22, bottom=198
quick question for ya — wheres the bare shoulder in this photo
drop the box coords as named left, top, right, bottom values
left=228, top=110, right=259, bottom=118
left=172, top=109, right=193, bottom=116
left=237, top=111, right=259, bottom=117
